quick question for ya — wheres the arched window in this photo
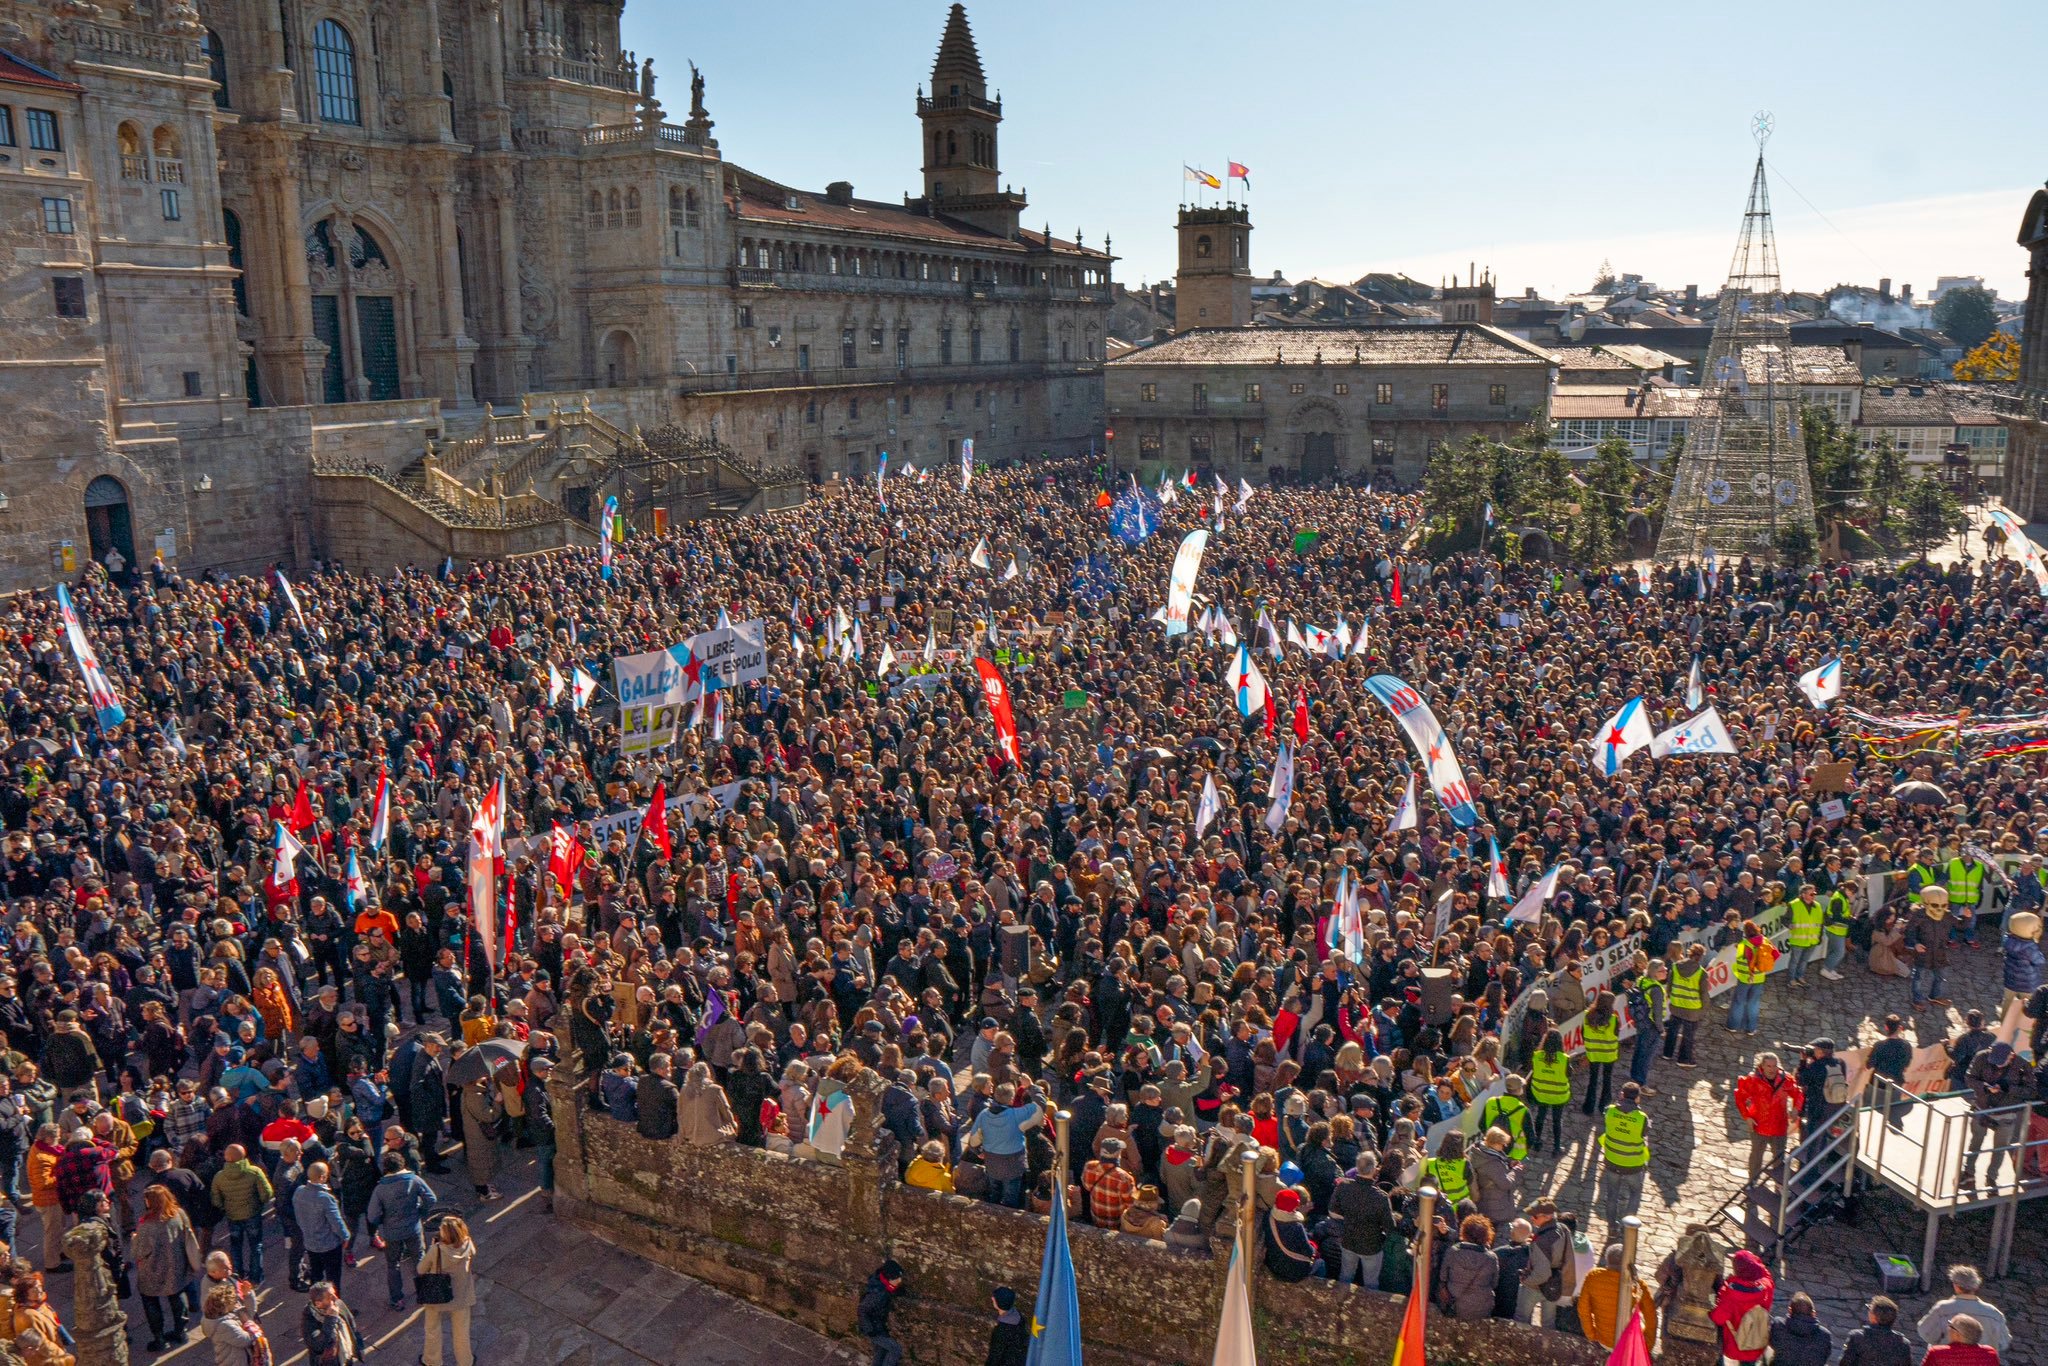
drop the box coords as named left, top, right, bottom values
left=588, top=191, right=603, bottom=229
left=1196, top=235, right=1213, bottom=259
left=222, top=208, right=248, bottom=316
left=606, top=188, right=621, bottom=229
left=117, top=122, right=146, bottom=181
left=204, top=30, right=230, bottom=108
left=625, top=187, right=640, bottom=227
left=312, top=20, right=361, bottom=125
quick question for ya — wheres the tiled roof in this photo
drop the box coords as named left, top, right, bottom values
left=0, top=49, right=82, bottom=93
left=1859, top=385, right=1953, bottom=425
left=731, top=179, right=1107, bottom=257
left=1104, top=324, right=1557, bottom=368
left=1744, top=345, right=1861, bottom=387
left=1551, top=344, right=1683, bottom=376
left=1551, top=387, right=1647, bottom=419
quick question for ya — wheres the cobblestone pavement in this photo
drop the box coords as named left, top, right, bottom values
left=1516, top=933, right=2044, bottom=1358
left=39, top=1148, right=861, bottom=1366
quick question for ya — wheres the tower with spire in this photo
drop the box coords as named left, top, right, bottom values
left=916, top=4, right=1026, bottom=236
left=1655, top=115, right=1816, bottom=563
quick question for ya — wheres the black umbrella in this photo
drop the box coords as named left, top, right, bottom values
left=447, top=1036, right=527, bottom=1086
left=3, top=737, right=58, bottom=761
left=1186, top=736, right=1224, bottom=754
left=1891, top=780, right=1947, bottom=807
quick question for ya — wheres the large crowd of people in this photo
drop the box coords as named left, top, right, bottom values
left=0, top=460, right=2042, bottom=1365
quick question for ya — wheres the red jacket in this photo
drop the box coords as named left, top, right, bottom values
left=1735, top=1071, right=1803, bottom=1138
left=1921, top=1347, right=2000, bottom=1366
left=1709, top=1263, right=1776, bottom=1363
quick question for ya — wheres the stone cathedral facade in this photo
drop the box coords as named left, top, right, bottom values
left=0, top=0, right=1110, bottom=590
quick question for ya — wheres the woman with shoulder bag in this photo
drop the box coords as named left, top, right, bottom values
left=418, top=1215, right=479, bottom=1366
left=133, top=1183, right=204, bottom=1351
left=459, top=1077, right=504, bottom=1202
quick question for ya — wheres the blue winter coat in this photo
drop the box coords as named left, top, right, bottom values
left=2005, top=932, right=2046, bottom=995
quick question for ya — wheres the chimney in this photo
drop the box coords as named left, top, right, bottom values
left=1878, top=277, right=1891, bottom=300
left=1842, top=338, right=1863, bottom=370
left=825, top=181, right=854, bottom=205
left=1685, top=284, right=1698, bottom=311
left=1900, top=284, right=1913, bottom=304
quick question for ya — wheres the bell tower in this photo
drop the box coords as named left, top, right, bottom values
left=1175, top=205, right=1253, bottom=330
left=916, top=5, right=1025, bottom=235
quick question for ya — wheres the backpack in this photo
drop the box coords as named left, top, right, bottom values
left=1750, top=941, right=1780, bottom=974
left=1734, top=1302, right=1772, bottom=1353
left=1376, top=1228, right=1413, bottom=1293
left=1821, top=1058, right=1850, bottom=1107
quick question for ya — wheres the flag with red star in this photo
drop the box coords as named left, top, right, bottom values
left=1591, top=697, right=1652, bottom=778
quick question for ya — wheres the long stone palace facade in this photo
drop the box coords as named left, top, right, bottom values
left=0, top=0, right=1111, bottom=590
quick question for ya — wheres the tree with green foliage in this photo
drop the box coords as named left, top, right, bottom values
left=1527, top=445, right=1575, bottom=529
left=1866, top=436, right=1910, bottom=528
left=1900, top=474, right=1965, bottom=556
left=1422, top=435, right=1494, bottom=539
left=1800, top=404, right=1867, bottom=526
left=1775, top=519, right=1818, bottom=569
left=1932, top=285, right=1999, bottom=351
left=1579, top=436, right=1637, bottom=554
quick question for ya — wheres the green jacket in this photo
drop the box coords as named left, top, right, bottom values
left=210, top=1158, right=273, bottom=1223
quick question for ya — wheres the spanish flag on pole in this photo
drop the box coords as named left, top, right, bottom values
left=1388, top=1273, right=1428, bottom=1366
left=1183, top=164, right=1222, bottom=190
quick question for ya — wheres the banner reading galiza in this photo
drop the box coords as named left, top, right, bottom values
left=1364, top=674, right=1478, bottom=827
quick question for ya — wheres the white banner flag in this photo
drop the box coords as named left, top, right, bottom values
left=1163, top=529, right=1210, bottom=638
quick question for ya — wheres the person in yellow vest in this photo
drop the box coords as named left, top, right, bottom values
left=1599, top=1080, right=1651, bottom=1233
left=1785, top=883, right=1825, bottom=986
left=1819, top=882, right=1857, bottom=980
left=1528, top=1027, right=1573, bottom=1156
left=1579, top=991, right=1621, bottom=1117
left=1947, top=846, right=1990, bottom=949
left=1726, top=919, right=1774, bottom=1035
left=1425, top=1130, right=1471, bottom=1209
left=1478, top=1076, right=1532, bottom=1160
left=1662, top=944, right=1708, bottom=1068
left=1905, top=849, right=1942, bottom=906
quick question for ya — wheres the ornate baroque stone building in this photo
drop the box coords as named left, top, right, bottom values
left=2002, top=184, right=2048, bottom=522
left=0, top=0, right=1110, bottom=591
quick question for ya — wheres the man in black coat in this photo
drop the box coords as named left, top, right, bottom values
left=407, top=1034, right=451, bottom=1173
left=858, top=1259, right=905, bottom=1366
left=984, top=1285, right=1027, bottom=1366
left=636, top=1053, right=681, bottom=1141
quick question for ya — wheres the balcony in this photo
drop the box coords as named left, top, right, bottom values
left=917, top=92, right=1002, bottom=117
left=725, top=266, right=993, bottom=299
left=516, top=52, right=637, bottom=94
left=120, top=155, right=149, bottom=182
left=153, top=158, right=184, bottom=185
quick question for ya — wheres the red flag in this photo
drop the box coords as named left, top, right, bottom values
left=644, top=782, right=673, bottom=860
left=290, top=780, right=317, bottom=834
left=1095, top=490, right=1112, bottom=508
left=1292, top=688, right=1310, bottom=745
left=1391, top=567, right=1404, bottom=608
left=973, top=658, right=1021, bottom=766
left=1605, top=1310, right=1652, bottom=1366
left=1263, top=688, right=1276, bottom=738
left=547, top=822, right=583, bottom=898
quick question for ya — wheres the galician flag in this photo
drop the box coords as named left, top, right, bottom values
left=367, top=767, right=390, bottom=853
left=970, top=538, right=993, bottom=571
left=1507, top=864, right=1563, bottom=925
left=1390, top=773, right=1417, bottom=831
left=1264, top=741, right=1295, bottom=834
left=1487, top=836, right=1510, bottom=898
left=1686, top=655, right=1704, bottom=711
left=1797, top=657, right=1842, bottom=709
left=960, top=437, right=973, bottom=492
left=1650, top=706, right=1739, bottom=757
left=1232, top=644, right=1268, bottom=719
left=272, top=821, right=306, bottom=887
left=1591, top=697, right=1653, bottom=777
left=572, top=664, right=599, bottom=711
left=343, top=847, right=366, bottom=913
left=548, top=661, right=566, bottom=705
left=1195, top=774, right=1223, bottom=840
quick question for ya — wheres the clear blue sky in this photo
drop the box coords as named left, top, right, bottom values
left=625, top=2, right=2048, bottom=301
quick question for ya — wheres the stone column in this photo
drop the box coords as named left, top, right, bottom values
left=546, top=1069, right=590, bottom=1208
left=241, top=130, right=326, bottom=406
left=840, top=1067, right=888, bottom=1243
left=62, top=1219, right=129, bottom=1366
left=1661, top=1228, right=1725, bottom=1366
